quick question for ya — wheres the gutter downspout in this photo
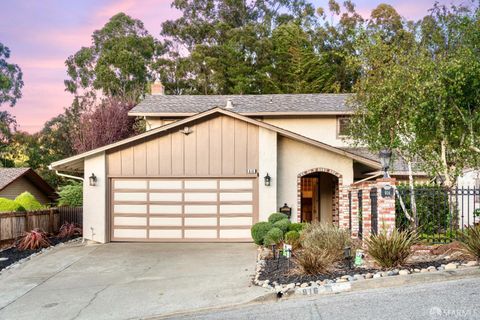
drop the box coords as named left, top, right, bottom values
left=49, top=167, right=84, bottom=182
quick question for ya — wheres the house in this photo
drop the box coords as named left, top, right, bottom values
left=0, top=168, right=56, bottom=205
left=50, top=88, right=411, bottom=243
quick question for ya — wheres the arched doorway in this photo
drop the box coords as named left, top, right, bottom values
left=297, top=168, right=342, bottom=224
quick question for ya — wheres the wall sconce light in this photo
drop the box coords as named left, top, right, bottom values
left=264, top=173, right=271, bottom=187
left=89, top=173, right=97, bottom=186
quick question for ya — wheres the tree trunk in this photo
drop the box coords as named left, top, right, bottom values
left=408, top=161, right=417, bottom=229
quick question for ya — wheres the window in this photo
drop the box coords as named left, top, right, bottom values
left=337, top=116, right=351, bottom=137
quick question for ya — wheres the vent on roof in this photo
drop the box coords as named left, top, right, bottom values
left=225, top=99, right=233, bottom=109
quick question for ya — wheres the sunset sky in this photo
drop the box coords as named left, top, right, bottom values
left=0, top=0, right=460, bottom=133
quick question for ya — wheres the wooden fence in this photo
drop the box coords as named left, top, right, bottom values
left=0, top=207, right=83, bottom=242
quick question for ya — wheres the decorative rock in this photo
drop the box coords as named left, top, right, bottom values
left=381, top=271, right=390, bottom=277
left=445, top=263, right=458, bottom=270
left=262, top=283, right=270, bottom=288
left=386, top=271, right=395, bottom=277
left=336, top=278, right=348, bottom=283
left=264, top=280, right=270, bottom=285
left=324, top=279, right=334, bottom=284
left=286, top=283, right=295, bottom=290
left=353, top=274, right=365, bottom=280
left=341, top=275, right=351, bottom=280
left=0, top=257, right=8, bottom=262
left=437, top=266, right=445, bottom=271
left=300, top=283, right=309, bottom=288
left=316, top=280, right=323, bottom=285
left=414, top=268, right=421, bottom=273
left=296, top=282, right=301, bottom=286
left=365, top=273, right=374, bottom=279
left=391, top=269, right=399, bottom=276
left=465, top=261, right=479, bottom=267
left=373, top=273, right=382, bottom=279
left=427, top=266, right=436, bottom=272
left=420, top=268, right=429, bottom=273
left=399, top=270, right=410, bottom=275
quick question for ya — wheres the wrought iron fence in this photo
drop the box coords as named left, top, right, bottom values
left=395, top=186, right=480, bottom=243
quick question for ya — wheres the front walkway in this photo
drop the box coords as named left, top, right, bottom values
left=0, top=242, right=268, bottom=320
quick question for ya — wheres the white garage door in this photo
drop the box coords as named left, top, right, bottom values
left=110, top=178, right=257, bottom=242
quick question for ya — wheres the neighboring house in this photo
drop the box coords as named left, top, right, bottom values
left=50, top=87, right=422, bottom=243
left=0, top=168, right=56, bottom=205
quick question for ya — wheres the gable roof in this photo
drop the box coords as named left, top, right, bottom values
left=0, top=168, right=56, bottom=199
left=50, top=107, right=380, bottom=173
left=128, top=94, right=353, bottom=116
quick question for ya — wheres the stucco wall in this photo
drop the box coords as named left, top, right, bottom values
left=262, top=116, right=352, bottom=147
left=258, top=128, right=277, bottom=221
left=277, top=136, right=354, bottom=220
left=83, top=152, right=107, bottom=243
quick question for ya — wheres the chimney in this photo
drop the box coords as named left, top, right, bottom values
left=151, top=79, right=165, bottom=95
left=225, top=99, right=233, bottom=109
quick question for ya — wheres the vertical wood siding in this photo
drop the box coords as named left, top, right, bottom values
left=107, top=115, right=259, bottom=177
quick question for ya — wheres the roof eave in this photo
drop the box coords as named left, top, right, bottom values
left=128, top=111, right=354, bottom=117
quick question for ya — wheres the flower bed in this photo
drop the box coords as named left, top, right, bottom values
left=254, top=242, right=475, bottom=291
left=0, top=235, right=80, bottom=271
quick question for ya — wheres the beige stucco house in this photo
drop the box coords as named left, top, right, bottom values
left=50, top=90, right=411, bottom=243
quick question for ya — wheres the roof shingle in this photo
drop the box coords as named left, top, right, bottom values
left=129, top=93, right=352, bottom=115
left=0, top=168, right=30, bottom=190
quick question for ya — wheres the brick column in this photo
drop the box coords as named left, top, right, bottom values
left=361, top=183, right=373, bottom=238
left=376, top=178, right=397, bottom=234
left=338, top=186, right=350, bottom=229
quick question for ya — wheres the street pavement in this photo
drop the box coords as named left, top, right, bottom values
left=168, top=277, right=480, bottom=320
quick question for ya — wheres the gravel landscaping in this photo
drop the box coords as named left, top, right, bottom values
left=253, top=243, right=479, bottom=294
left=0, top=236, right=81, bottom=271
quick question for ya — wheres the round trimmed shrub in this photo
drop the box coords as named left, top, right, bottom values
left=251, top=222, right=273, bottom=245
left=263, top=227, right=283, bottom=246
left=289, top=222, right=307, bottom=233
left=268, top=213, right=288, bottom=224
left=15, top=192, right=44, bottom=211
left=273, top=218, right=291, bottom=234
left=285, top=230, right=300, bottom=244
left=0, top=198, right=25, bottom=212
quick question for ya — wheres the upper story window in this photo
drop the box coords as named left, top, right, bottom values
left=337, top=116, right=351, bottom=137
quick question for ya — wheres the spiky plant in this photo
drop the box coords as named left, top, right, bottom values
left=16, top=229, right=51, bottom=251
left=58, top=222, right=82, bottom=239
left=458, top=225, right=480, bottom=261
left=365, top=229, right=418, bottom=269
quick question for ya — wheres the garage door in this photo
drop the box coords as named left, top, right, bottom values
left=110, top=178, right=257, bottom=242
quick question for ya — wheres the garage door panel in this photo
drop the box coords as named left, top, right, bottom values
left=114, top=204, right=147, bottom=214
left=150, top=217, right=182, bottom=226
left=114, top=229, right=147, bottom=238
left=149, top=229, right=182, bottom=239
left=114, top=217, right=147, bottom=226
left=150, top=205, right=182, bottom=214
left=111, top=178, right=256, bottom=242
left=150, top=193, right=182, bottom=201
left=185, top=217, right=217, bottom=226
left=184, top=229, right=217, bottom=238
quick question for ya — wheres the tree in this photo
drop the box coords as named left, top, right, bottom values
left=65, top=13, right=163, bottom=102
left=349, top=2, right=480, bottom=189
left=0, top=43, right=23, bottom=107
left=72, top=98, right=136, bottom=153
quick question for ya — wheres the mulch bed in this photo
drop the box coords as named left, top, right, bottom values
left=259, top=255, right=466, bottom=285
left=0, top=236, right=80, bottom=271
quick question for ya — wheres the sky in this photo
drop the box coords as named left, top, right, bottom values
left=0, top=0, right=461, bottom=133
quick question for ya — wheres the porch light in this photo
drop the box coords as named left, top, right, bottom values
left=89, top=173, right=97, bottom=186
left=379, top=148, right=392, bottom=178
left=264, top=173, right=271, bottom=187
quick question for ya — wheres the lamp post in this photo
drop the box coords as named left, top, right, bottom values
left=264, top=173, right=271, bottom=187
left=379, top=148, right=392, bottom=178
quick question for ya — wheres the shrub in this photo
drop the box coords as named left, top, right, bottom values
left=268, top=213, right=288, bottom=224
left=295, top=223, right=352, bottom=274
left=251, top=222, right=273, bottom=245
left=0, top=198, right=25, bottom=212
left=284, top=230, right=300, bottom=248
left=14, top=192, right=44, bottom=211
left=57, top=182, right=83, bottom=207
left=300, top=223, right=353, bottom=262
left=295, top=249, right=335, bottom=274
left=16, top=229, right=51, bottom=251
left=289, top=222, right=307, bottom=233
left=273, top=219, right=291, bottom=234
left=458, top=225, right=480, bottom=260
left=58, top=222, right=82, bottom=239
left=263, top=227, right=283, bottom=246
left=365, top=229, right=418, bottom=269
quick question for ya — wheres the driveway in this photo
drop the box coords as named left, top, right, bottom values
left=0, top=242, right=268, bottom=320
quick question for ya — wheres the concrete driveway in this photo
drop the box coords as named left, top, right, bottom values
left=0, top=242, right=268, bottom=320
